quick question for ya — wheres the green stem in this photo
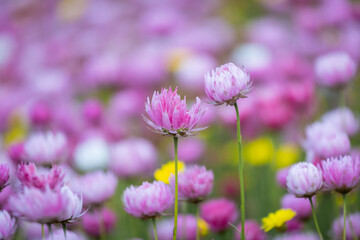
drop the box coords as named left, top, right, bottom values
left=173, top=136, right=179, bottom=240
left=62, top=223, right=67, bottom=239
left=234, top=103, right=245, bottom=240
left=309, top=197, right=323, bottom=240
left=152, top=218, right=159, bottom=240
left=41, top=224, right=45, bottom=240
left=343, top=194, right=347, bottom=240
left=196, top=203, right=200, bottom=240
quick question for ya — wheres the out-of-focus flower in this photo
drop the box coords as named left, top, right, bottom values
left=58, top=186, right=84, bottom=223
left=154, top=160, right=185, bottom=184
left=261, top=209, right=296, bottom=232
left=83, top=207, right=117, bottom=237
left=29, top=102, right=52, bottom=127
left=273, top=232, right=320, bottom=240
left=45, top=229, right=86, bottom=240
left=244, top=136, right=274, bottom=166
left=3, top=114, right=27, bottom=146
left=73, top=137, right=110, bottom=172
left=82, top=99, right=103, bottom=126
left=321, top=108, right=359, bottom=136
left=0, top=163, right=10, bottom=191
left=122, top=181, right=173, bottom=219
left=332, top=212, right=360, bottom=240
left=235, top=220, right=266, bottom=240
left=281, top=194, right=313, bottom=220
left=70, top=171, right=117, bottom=205
left=143, top=87, right=206, bottom=137
left=21, top=222, right=49, bottom=240
left=275, top=144, right=300, bottom=169
left=286, top=162, right=323, bottom=198
left=320, top=155, right=360, bottom=194
left=276, top=167, right=290, bottom=188
left=169, top=138, right=205, bottom=163
left=0, top=210, right=16, bottom=240
left=110, top=138, right=157, bottom=178
left=7, top=142, right=24, bottom=164
left=314, top=51, right=357, bottom=88
left=200, top=198, right=238, bottom=232
left=304, top=122, right=350, bottom=161
left=23, top=131, right=67, bottom=165
left=170, top=165, right=213, bottom=203
left=204, top=62, right=252, bottom=106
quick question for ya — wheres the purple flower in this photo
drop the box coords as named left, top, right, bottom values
left=286, top=162, right=323, bottom=198
left=23, top=131, right=68, bottom=164
left=332, top=212, right=360, bottom=240
left=83, top=207, right=117, bottom=237
left=122, top=181, right=173, bottom=219
left=0, top=210, right=16, bottom=240
left=169, top=138, right=205, bottom=163
left=321, top=107, right=359, bottom=136
left=273, top=232, right=320, bottom=240
left=235, top=220, right=266, bottom=240
left=170, top=165, right=213, bottom=203
left=143, top=87, right=206, bottom=137
left=204, top=62, right=252, bottom=106
left=82, top=99, right=103, bottom=125
left=46, top=229, right=85, bottom=240
left=58, top=186, right=84, bottom=223
left=276, top=167, right=290, bottom=188
left=281, top=194, right=313, bottom=220
left=200, top=198, right=238, bottom=232
left=320, top=155, right=360, bottom=194
left=156, top=215, right=203, bottom=240
left=70, top=171, right=117, bottom=205
left=314, top=51, right=357, bottom=88
left=0, top=163, right=10, bottom=192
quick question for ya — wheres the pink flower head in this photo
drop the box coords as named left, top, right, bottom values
left=0, top=210, right=16, bottom=239
left=274, top=232, right=320, bottom=240
left=23, top=131, right=68, bottom=164
left=83, top=207, right=117, bottom=237
left=58, top=186, right=84, bottom=223
left=200, top=198, right=238, bottom=232
left=332, top=212, right=360, bottom=240
left=169, top=138, right=205, bottom=163
left=235, top=220, right=266, bottom=240
left=170, top=165, right=213, bottom=203
left=17, top=163, right=64, bottom=191
left=70, top=171, right=117, bottom=206
left=204, top=62, right=252, bottom=106
left=304, top=122, right=351, bottom=160
left=320, top=155, right=360, bottom=194
left=281, top=194, right=313, bottom=220
left=322, top=108, right=359, bottom=136
left=122, top=181, right=173, bottom=219
left=29, top=101, right=52, bottom=126
left=46, top=229, right=85, bottom=240
left=0, top=163, right=10, bottom=191
left=276, top=167, right=290, bottom=188
left=143, top=87, right=206, bottom=137
left=314, top=51, right=357, bottom=88
left=286, top=162, right=323, bottom=198
left=82, top=99, right=103, bottom=125
left=110, top=138, right=157, bottom=178
left=7, top=142, right=24, bottom=164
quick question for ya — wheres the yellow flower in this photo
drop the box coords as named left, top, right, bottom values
left=167, top=48, right=191, bottom=72
left=3, top=114, right=27, bottom=146
left=198, top=218, right=209, bottom=236
left=275, top=144, right=300, bottom=169
left=154, top=161, right=185, bottom=184
left=261, top=209, right=296, bottom=232
left=244, top=136, right=274, bottom=166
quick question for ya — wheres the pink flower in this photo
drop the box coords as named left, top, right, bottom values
left=320, top=155, right=360, bottom=194
left=70, top=171, right=117, bottom=205
left=29, top=101, right=52, bottom=126
left=274, top=232, right=320, bottom=240
left=0, top=163, right=10, bottom=191
left=156, top=215, right=200, bottom=240
left=83, top=207, right=117, bottom=237
left=304, top=122, right=350, bottom=160
left=170, top=165, right=213, bottom=203
left=0, top=210, right=16, bottom=239
left=23, top=131, right=68, bottom=164
left=200, top=198, right=238, bottom=232
left=235, top=220, right=266, bottom=240
left=169, top=138, right=205, bottom=163
left=110, top=138, right=157, bottom=178
left=204, top=62, right=252, bottom=106
left=82, top=99, right=103, bottom=125
left=7, top=142, right=24, bottom=164
left=276, top=167, right=290, bottom=188
left=46, top=229, right=85, bottom=240
left=17, top=163, right=64, bottom=191
left=332, top=212, right=360, bottom=240
left=286, top=162, right=323, bottom=198
left=281, top=194, right=313, bottom=220
left=143, top=87, right=206, bottom=137
left=122, top=181, right=173, bottom=219
left=58, top=186, right=84, bottom=223
left=314, top=51, right=357, bottom=88
left=322, top=108, right=359, bottom=136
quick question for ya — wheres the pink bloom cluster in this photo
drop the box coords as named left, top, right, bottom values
left=83, top=207, right=117, bottom=237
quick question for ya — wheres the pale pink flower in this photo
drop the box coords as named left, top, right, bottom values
left=83, top=207, right=117, bottom=237
left=274, top=232, right=320, bottom=240
left=276, top=167, right=290, bottom=188
left=46, top=229, right=86, bottom=240
left=170, top=165, right=213, bottom=203
left=122, top=181, right=173, bottom=219
left=0, top=210, right=16, bottom=240
left=58, top=186, right=84, bottom=223
left=332, top=212, right=360, bottom=240
left=0, top=163, right=10, bottom=191
left=320, top=155, right=360, bottom=194
left=156, top=215, right=200, bottom=240
left=286, top=162, right=323, bottom=198
left=314, top=51, right=357, bottom=88
left=322, top=108, right=359, bottom=136
left=235, top=220, right=266, bottom=240
left=169, top=138, right=205, bottom=163
left=204, top=62, right=252, bottom=106
left=281, top=194, right=313, bottom=220
left=143, top=87, right=206, bottom=137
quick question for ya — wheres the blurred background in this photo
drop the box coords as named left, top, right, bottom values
left=0, top=0, right=360, bottom=239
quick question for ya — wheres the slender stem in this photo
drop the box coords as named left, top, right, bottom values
left=196, top=203, right=200, bottom=240
left=343, top=194, right=347, bottom=240
left=234, top=103, right=245, bottom=240
left=173, top=136, right=179, bottom=240
left=62, top=223, right=67, bottom=239
left=41, top=224, right=45, bottom=240
left=309, top=197, right=323, bottom=240
left=152, top=218, right=159, bottom=240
